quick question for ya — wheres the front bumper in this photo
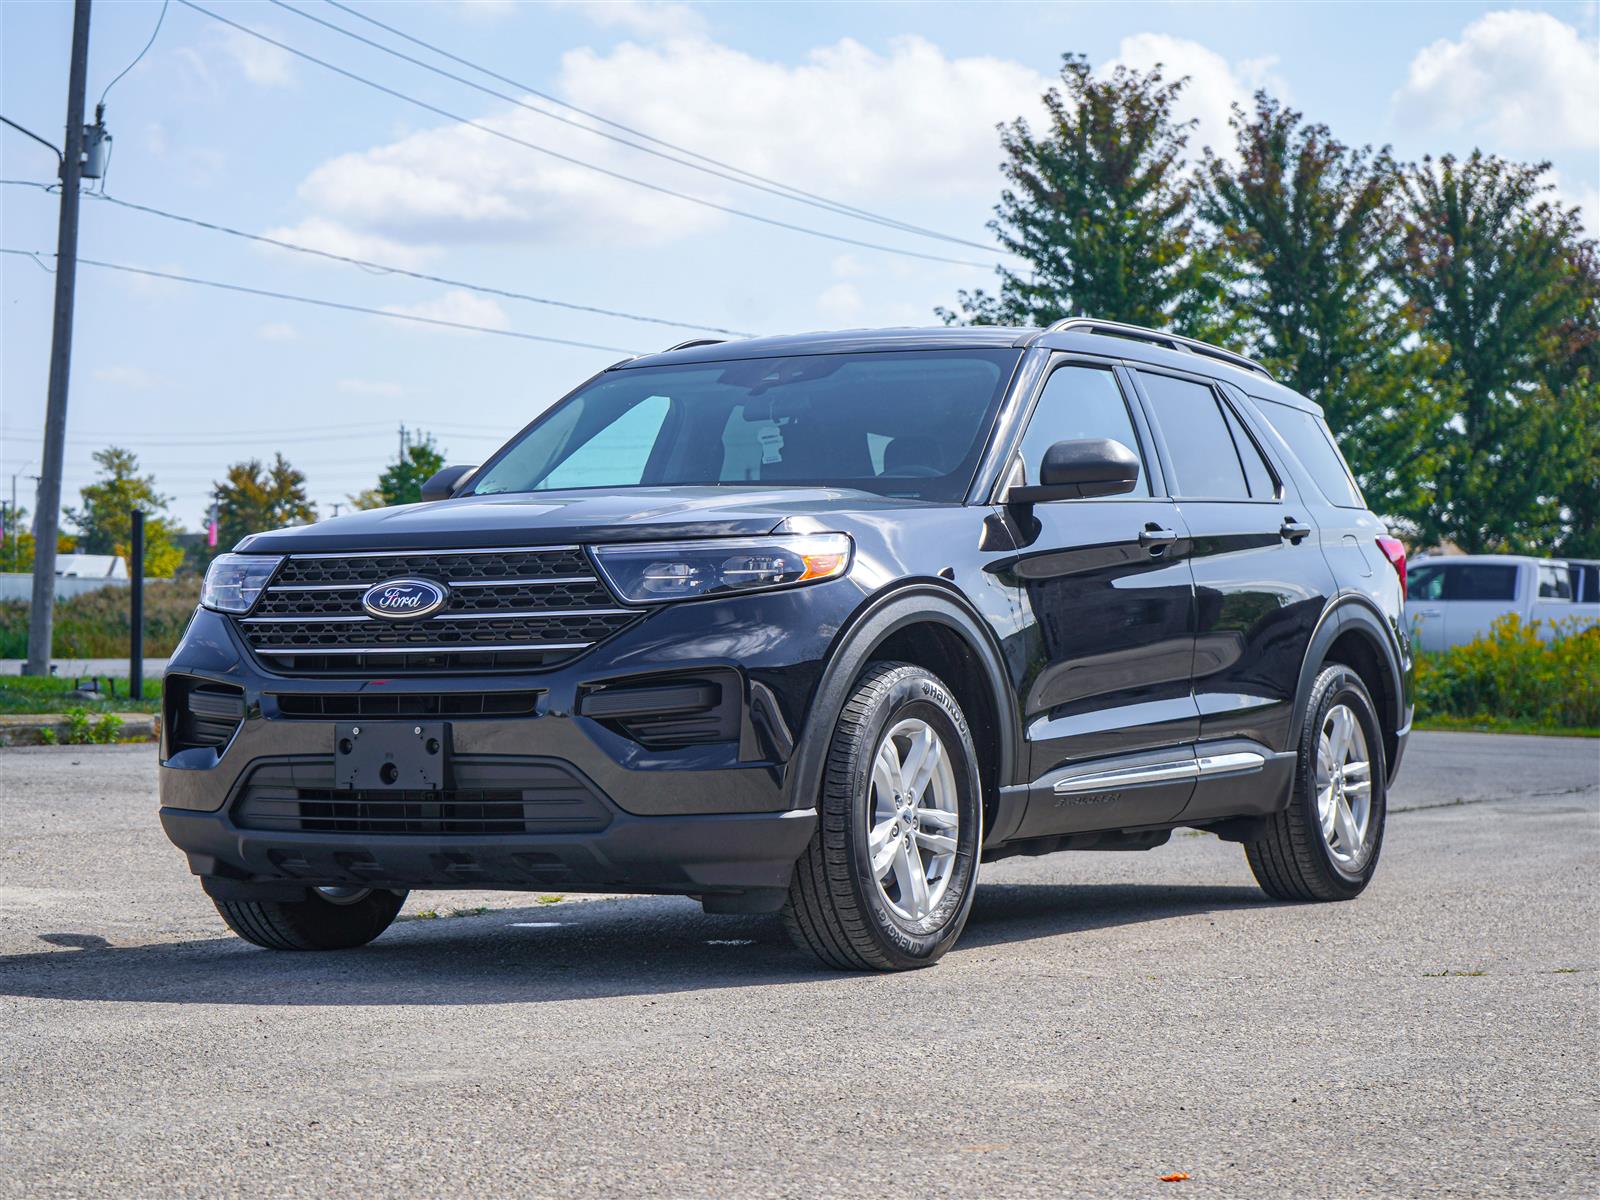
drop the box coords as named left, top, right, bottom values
left=161, top=801, right=818, bottom=897
left=159, top=584, right=861, bottom=896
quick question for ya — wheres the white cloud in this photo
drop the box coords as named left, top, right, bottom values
left=90, top=366, right=157, bottom=389
left=551, top=0, right=706, bottom=39
left=261, top=217, right=436, bottom=270
left=1393, top=11, right=1599, bottom=152
left=831, top=254, right=867, bottom=279
left=816, top=283, right=865, bottom=323
left=382, top=290, right=511, bottom=333
left=337, top=379, right=404, bottom=397
left=220, top=26, right=297, bottom=89
left=257, top=322, right=298, bottom=342
left=1106, top=34, right=1284, bottom=159
left=290, top=35, right=1046, bottom=248
left=1548, top=170, right=1600, bottom=237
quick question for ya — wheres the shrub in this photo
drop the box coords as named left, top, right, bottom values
left=0, top=578, right=200, bottom=658
left=1415, top=614, right=1600, bottom=729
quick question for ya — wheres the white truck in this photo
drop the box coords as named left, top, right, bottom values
left=1407, top=554, right=1600, bottom=651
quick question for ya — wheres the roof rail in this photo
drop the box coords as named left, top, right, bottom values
left=662, top=338, right=726, bottom=352
left=1046, top=317, right=1273, bottom=380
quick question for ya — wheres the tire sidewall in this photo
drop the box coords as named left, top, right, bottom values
left=1302, top=667, right=1387, bottom=892
left=843, top=669, right=982, bottom=962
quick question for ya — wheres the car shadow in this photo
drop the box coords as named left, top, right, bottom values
left=0, top=882, right=1271, bottom=1007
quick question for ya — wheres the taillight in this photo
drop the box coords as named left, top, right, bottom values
left=1375, top=535, right=1406, bottom=593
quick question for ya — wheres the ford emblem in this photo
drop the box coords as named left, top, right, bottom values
left=361, top=577, right=448, bottom=621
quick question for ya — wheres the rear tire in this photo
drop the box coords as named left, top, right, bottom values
left=783, top=662, right=983, bottom=971
left=1245, top=664, right=1386, bottom=902
left=213, top=886, right=408, bottom=950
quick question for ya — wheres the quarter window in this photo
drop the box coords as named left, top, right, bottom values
left=1017, top=365, right=1150, bottom=497
left=1137, top=372, right=1249, bottom=499
left=1258, top=399, right=1365, bottom=509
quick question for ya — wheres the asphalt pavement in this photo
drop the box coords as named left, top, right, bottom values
left=1, top=732, right=1595, bottom=1198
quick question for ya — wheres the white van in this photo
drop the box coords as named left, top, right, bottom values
left=1407, top=554, right=1600, bottom=651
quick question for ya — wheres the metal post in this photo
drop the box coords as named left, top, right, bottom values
left=130, top=509, right=144, bottom=702
left=24, top=0, right=93, bottom=676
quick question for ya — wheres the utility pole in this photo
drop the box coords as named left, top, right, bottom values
left=129, top=509, right=144, bottom=701
left=24, top=0, right=93, bottom=676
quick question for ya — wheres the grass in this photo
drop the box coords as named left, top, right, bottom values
left=0, top=673, right=162, bottom=715
left=1414, top=715, right=1600, bottom=738
left=0, top=578, right=199, bottom=659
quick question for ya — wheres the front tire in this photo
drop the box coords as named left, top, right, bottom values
left=213, top=886, right=408, bottom=950
left=784, top=662, right=983, bottom=971
left=1245, top=664, right=1387, bottom=901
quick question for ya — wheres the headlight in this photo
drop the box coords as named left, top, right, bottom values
left=201, top=553, right=283, bottom=613
left=591, top=533, right=852, bottom=604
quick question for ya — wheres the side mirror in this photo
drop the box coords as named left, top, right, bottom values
left=1006, top=438, right=1140, bottom=504
left=420, top=464, right=477, bottom=503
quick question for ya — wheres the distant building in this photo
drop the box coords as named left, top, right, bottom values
left=54, top=554, right=129, bottom=579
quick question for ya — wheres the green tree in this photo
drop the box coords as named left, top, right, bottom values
left=1396, top=152, right=1596, bottom=552
left=1, top=508, right=76, bottom=574
left=63, top=447, right=184, bottom=576
left=213, top=453, right=317, bottom=550
left=1197, top=95, right=1445, bottom=520
left=939, top=53, right=1220, bottom=332
left=351, top=432, right=447, bottom=509
left=1547, top=242, right=1600, bottom=557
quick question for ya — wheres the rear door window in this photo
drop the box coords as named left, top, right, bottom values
left=1137, top=371, right=1249, bottom=499
left=1538, top=563, right=1573, bottom=600
left=1256, top=398, right=1365, bottom=508
left=1219, top=400, right=1279, bottom=500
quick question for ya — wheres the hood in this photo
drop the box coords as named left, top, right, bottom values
left=236, top=486, right=932, bottom=554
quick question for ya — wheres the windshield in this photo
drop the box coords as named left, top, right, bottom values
left=468, top=349, right=1020, bottom=502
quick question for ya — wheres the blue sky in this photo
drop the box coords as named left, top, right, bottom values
left=3, top=0, right=1596, bottom=529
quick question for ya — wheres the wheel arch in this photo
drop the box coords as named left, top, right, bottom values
left=1292, top=595, right=1406, bottom=780
left=786, top=583, right=1020, bottom=831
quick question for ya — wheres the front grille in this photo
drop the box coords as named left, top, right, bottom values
left=237, top=545, right=640, bottom=676
left=233, top=759, right=613, bottom=836
left=274, top=691, right=540, bottom=718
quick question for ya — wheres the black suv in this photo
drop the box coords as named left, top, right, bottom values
left=160, top=320, right=1412, bottom=971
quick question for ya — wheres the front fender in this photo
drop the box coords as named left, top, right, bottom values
left=784, top=582, right=1021, bottom=819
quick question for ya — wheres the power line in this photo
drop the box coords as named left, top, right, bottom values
left=31, top=184, right=750, bottom=337
left=277, top=0, right=1001, bottom=255
left=0, top=248, right=642, bottom=353
left=174, top=0, right=1000, bottom=270
left=0, top=116, right=62, bottom=165
left=98, top=0, right=170, bottom=108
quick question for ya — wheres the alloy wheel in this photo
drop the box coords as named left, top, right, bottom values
left=867, top=717, right=960, bottom=921
left=1316, top=703, right=1374, bottom=870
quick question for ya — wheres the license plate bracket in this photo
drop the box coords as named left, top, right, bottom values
left=335, top=722, right=448, bottom=791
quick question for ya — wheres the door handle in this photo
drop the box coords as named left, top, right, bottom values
left=1280, top=518, right=1312, bottom=543
left=1138, top=524, right=1178, bottom=553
